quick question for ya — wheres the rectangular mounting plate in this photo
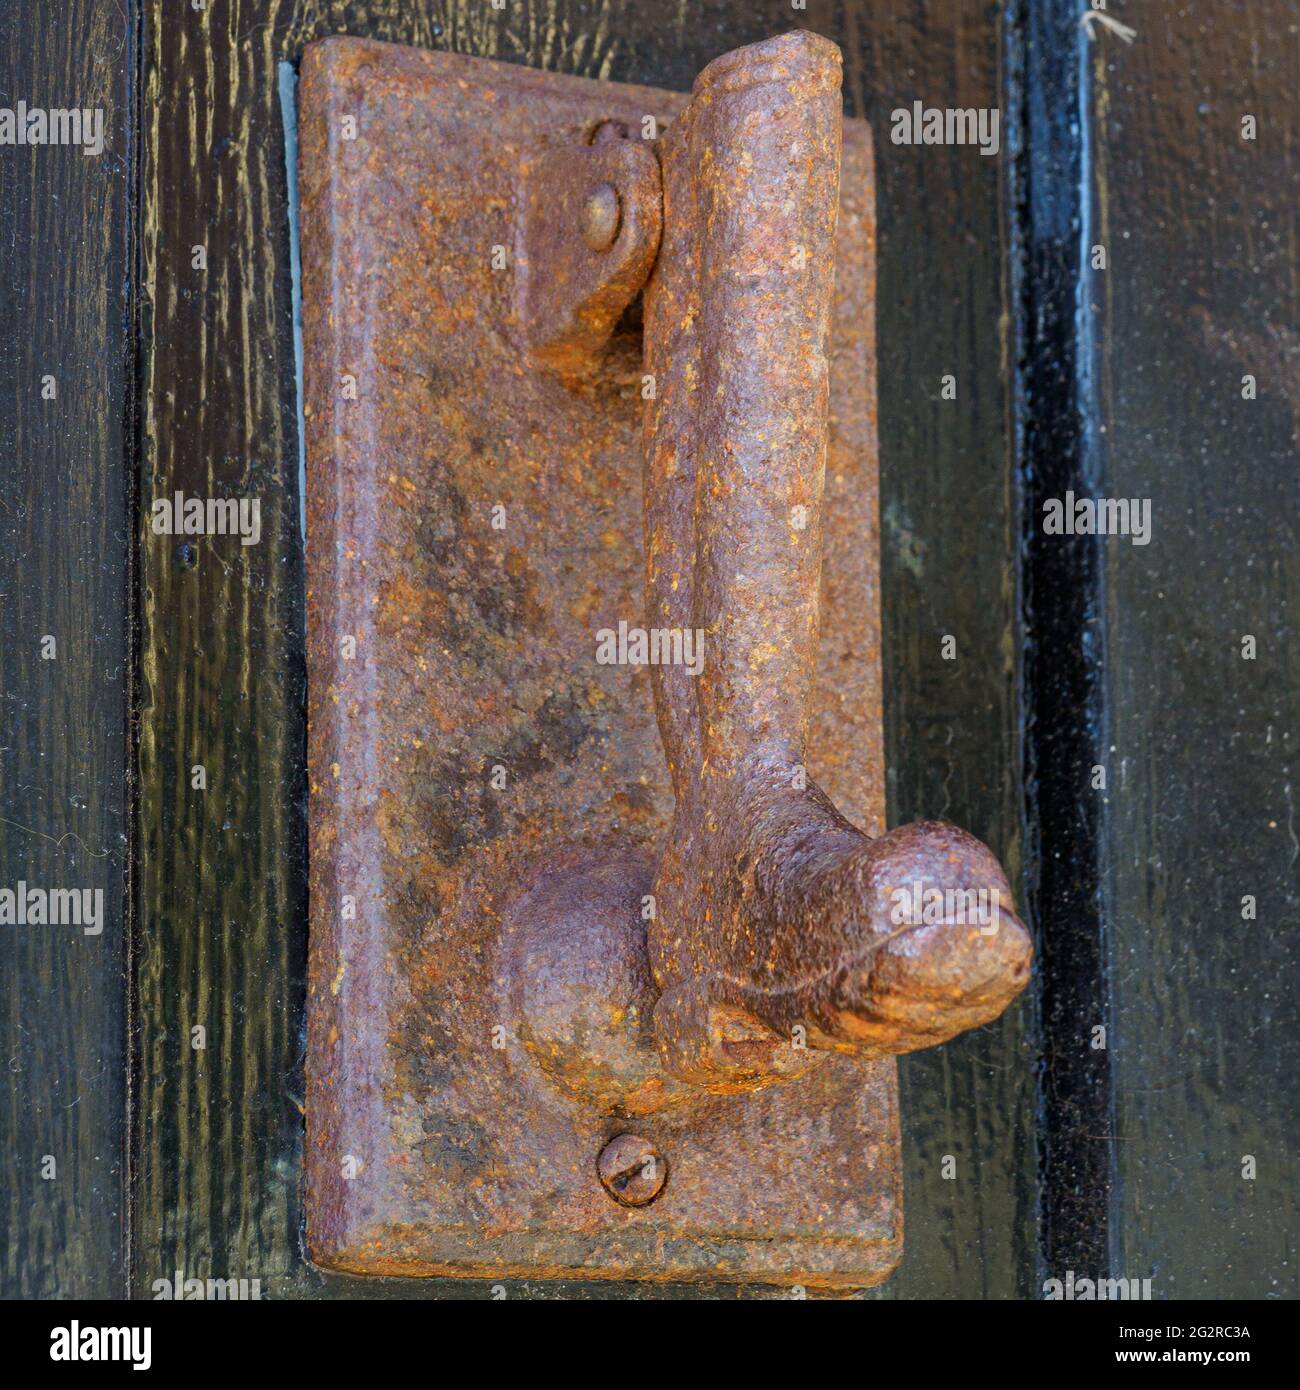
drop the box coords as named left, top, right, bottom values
left=300, top=36, right=898, bottom=1289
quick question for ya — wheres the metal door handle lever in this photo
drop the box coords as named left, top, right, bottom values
left=514, top=32, right=1030, bottom=1099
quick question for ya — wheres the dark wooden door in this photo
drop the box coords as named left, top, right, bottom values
left=1, top=0, right=1293, bottom=1299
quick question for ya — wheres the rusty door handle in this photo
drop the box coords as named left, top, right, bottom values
left=508, top=32, right=1030, bottom=1111
left=636, top=34, right=1032, bottom=1089
left=302, top=29, right=1031, bottom=1286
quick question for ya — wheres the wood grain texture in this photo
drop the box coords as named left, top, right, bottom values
left=1085, top=0, right=1297, bottom=1297
left=0, top=0, right=132, bottom=1297
left=134, top=0, right=1034, bottom=1298
left=839, top=0, right=1038, bottom=1300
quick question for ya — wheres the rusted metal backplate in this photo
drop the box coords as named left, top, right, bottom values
left=301, top=36, right=893, bottom=1287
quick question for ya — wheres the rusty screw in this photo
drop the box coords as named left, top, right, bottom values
left=580, top=182, right=622, bottom=251
left=597, top=1133, right=666, bottom=1207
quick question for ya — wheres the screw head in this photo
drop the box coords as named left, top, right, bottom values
left=580, top=183, right=622, bottom=251
left=597, top=1133, right=666, bottom=1207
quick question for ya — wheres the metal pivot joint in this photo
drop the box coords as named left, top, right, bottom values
left=302, top=30, right=1031, bottom=1289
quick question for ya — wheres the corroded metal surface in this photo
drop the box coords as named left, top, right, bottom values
left=596, top=1133, right=667, bottom=1207
left=518, top=139, right=661, bottom=383
left=302, top=32, right=1024, bottom=1288
left=301, top=33, right=897, bottom=1288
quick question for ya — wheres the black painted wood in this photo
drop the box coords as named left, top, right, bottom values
left=0, top=0, right=133, bottom=1298
left=1082, top=0, right=1297, bottom=1298
left=1011, top=0, right=1116, bottom=1281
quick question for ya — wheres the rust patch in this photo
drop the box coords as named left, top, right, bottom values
left=517, top=138, right=662, bottom=384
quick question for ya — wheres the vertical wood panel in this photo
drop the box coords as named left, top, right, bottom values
left=0, top=0, right=133, bottom=1298
left=136, top=0, right=308, bottom=1297
left=836, top=0, right=1038, bottom=1299
left=1086, top=0, right=1297, bottom=1297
